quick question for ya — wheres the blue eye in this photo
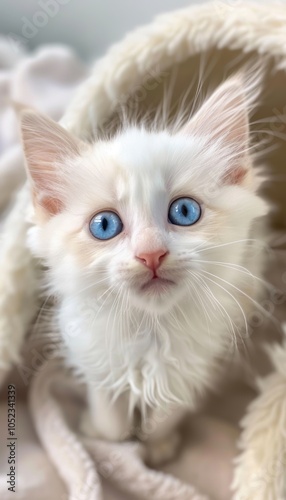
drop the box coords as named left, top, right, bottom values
left=89, top=211, right=123, bottom=240
left=168, top=197, right=201, bottom=226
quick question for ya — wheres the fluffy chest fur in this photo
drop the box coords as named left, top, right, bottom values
left=58, top=263, right=258, bottom=411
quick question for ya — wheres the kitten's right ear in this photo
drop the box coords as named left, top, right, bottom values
left=180, top=75, right=257, bottom=187
left=20, top=110, right=84, bottom=218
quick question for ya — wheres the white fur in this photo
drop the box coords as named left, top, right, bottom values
left=22, top=76, right=268, bottom=443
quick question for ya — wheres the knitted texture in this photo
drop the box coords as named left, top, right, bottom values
left=29, top=359, right=207, bottom=500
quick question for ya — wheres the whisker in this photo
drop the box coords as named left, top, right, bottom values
left=197, top=239, right=267, bottom=253
left=185, top=273, right=212, bottom=334
left=195, top=270, right=250, bottom=335
left=198, top=268, right=282, bottom=332
left=188, top=270, right=239, bottom=346
left=191, top=259, right=272, bottom=289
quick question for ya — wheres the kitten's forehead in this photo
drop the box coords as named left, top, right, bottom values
left=113, top=128, right=171, bottom=177
left=111, top=128, right=199, bottom=190
left=80, top=127, right=216, bottom=218
left=114, top=167, right=167, bottom=231
left=94, top=129, right=172, bottom=205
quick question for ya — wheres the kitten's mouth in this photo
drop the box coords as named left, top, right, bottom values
left=141, top=276, right=175, bottom=292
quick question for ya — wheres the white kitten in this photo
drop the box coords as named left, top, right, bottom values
left=20, top=74, right=268, bottom=461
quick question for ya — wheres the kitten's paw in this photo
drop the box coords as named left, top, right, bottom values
left=145, top=431, right=181, bottom=467
left=80, top=409, right=132, bottom=441
left=80, top=409, right=101, bottom=439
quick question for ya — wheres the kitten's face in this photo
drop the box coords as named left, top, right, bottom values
left=21, top=76, right=267, bottom=315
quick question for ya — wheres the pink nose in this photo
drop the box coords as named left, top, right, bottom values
left=136, top=249, right=168, bottom=271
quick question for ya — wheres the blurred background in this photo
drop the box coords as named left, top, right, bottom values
left=0, top=0, right=208, bottom=60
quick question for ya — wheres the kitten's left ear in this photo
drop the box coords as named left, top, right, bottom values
left=20, top=110, right=85, bottom=217
left=182, top=76, right=254, bottom=186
